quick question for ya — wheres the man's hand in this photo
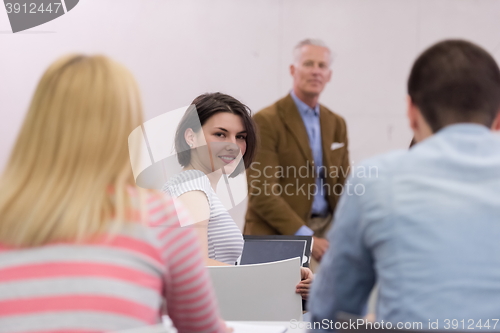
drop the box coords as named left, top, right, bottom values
left=296, top=267, right=314, bottom=300
left=312, top=236, right=329, bottom=261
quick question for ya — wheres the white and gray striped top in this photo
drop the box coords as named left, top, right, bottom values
left=162, top=170, right=244, bottom=265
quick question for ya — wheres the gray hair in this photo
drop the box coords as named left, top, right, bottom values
left=293, top=38, right=333, bottom=65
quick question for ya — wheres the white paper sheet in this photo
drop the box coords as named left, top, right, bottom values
left=226, top=322, right=287, bottom=333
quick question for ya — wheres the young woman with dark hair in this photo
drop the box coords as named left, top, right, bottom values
left=163, top=92, right=313, bottom=299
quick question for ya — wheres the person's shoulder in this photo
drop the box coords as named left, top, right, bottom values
left=353, top=150, right=408, bottom=183
left=130, top=189, right=183, bottom=229
left=319, top=104, right=346, bottom=125
left=162, top=170, right=212, bottom=197
left=125, top=186, right=173, bottom=216
left=254, top=95, right=292, bottom=119
left=253, top=95, right=295, bottom=134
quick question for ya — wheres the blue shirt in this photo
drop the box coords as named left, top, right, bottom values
left=309, top=124, right=500, bottom=331
left=290, top=91, right=330, bottom=237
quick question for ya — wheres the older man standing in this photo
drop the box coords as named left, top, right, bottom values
left=245, top=39, right=349, bottom=269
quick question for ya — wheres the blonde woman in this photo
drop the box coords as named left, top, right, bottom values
left=0, top=55, right=226, bottom=333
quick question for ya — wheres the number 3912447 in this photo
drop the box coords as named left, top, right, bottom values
left=5, top=3, right=62, bottom=14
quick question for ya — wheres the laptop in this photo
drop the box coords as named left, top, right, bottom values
left=239, top=235, right=312, bottom=267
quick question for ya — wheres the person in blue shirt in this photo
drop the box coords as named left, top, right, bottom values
left=308, top=39, right=500, bottom=331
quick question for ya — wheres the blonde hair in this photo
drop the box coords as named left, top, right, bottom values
left=0, top=54, right=145, bottom=247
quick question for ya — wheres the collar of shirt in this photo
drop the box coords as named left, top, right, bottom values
left=290, top=90, right=320, bottom=117
left=437, top=123, right=490, bottom=135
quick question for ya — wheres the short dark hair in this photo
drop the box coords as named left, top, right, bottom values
left=174, top=92, right=257, bottom=177
left=408, top=39, right=500, bottom=132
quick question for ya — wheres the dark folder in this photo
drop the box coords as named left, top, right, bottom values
left=239, top=235, right=313, bottom=267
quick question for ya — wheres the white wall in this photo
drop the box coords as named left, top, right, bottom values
left=2, top=0, right=500, bottom=228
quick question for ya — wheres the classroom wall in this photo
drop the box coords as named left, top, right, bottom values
left=1, top=0, right=500, bottom=229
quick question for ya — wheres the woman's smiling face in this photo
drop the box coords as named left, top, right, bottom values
left=188, top=112, right=247, bottom=175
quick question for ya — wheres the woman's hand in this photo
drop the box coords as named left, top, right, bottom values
left=223, top=320, right=234, bottom=333
left=296, top=267, right=314, bottom=300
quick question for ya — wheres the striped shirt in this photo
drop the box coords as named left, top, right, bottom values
left=0, top=190, right=225, bottom=333
left=162, top=170, right=244, bottom=265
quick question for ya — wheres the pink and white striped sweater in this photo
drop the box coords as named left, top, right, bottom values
left=0, top=191, right=225, bottom=333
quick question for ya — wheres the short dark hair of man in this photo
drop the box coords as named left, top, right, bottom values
left=174, top=92, right=257, bottom=177
left=408, top=39, right=500, bottom=133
